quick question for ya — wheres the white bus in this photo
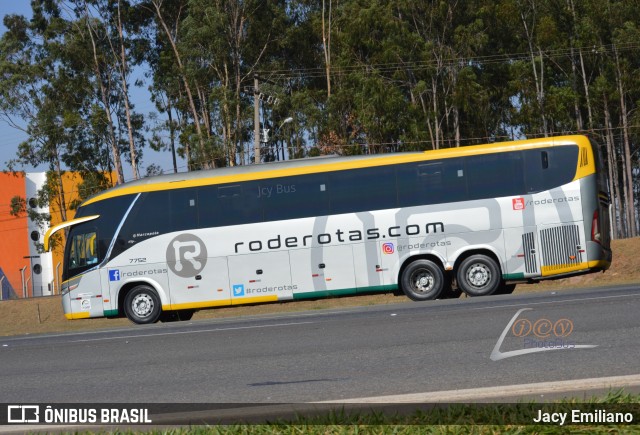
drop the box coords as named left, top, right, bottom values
left=45, top=135, right=612, bottom=324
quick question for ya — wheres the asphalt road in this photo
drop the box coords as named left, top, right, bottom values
left=1, top=285, right=639, bottom=404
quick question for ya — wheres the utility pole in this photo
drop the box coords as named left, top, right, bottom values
left=24, top=255, right=39, bottom=298
left=20, top=266, right=26, bottom=298
left=254, top=74, right=261, bottom=164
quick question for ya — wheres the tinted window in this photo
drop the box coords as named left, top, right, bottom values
left=110, top=191, right=171, bottom=259
left=466, top=152, right=525, bottom=199
left=329, top=166, right=397, bottom=214
left=200, top=182, right=262, bottom=227
left=524, top=146, right=578, bottom=193
left=75, top=194, right=136, bottom=224
left=261, top=174, right=330, bottom=221
left=65, top=194, right=135, bottom=279
left=170, top=188, right=198, bottom=231
left=197, top=185, right=219, bottom=228
left=397, top=158, right=467, bottom=206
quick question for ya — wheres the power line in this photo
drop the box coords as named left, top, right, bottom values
left=256, top=42, right=640, bottom=81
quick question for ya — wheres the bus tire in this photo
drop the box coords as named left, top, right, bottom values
left=124, top=285, right=162, bottom=324
left=400, top=259, right=444, bottom=301
left=456, top=255, right=501, bottom=297
left=177, top=309, right=195, bottom=321
left=439, top=284, right=462, bottom=299
left=160, top=309, right=195, bottom=322
left=495, top=283, right=516, bottom=295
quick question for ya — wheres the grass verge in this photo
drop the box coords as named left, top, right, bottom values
left=67, top=390, right=639, bottom=434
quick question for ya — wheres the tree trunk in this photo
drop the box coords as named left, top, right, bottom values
left=85, top=14, right=124, bottom=184
left=614, top=48, right=637, bottom=237
left=116, top=0, right=139, bottom=180
left=322, top=0, right=332, bottom=98
left=166, top=100, right=178, bottom=174
left=520, top=5, right=547, bottom=136
left=151, top=0, right=210, bottom=170
left=432, top=77, right=440, bottom=149
left=603, top=95, right=620, bottom=238
left=567, top=0, right=593, bottom=131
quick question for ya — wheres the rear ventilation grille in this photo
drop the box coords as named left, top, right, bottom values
left=540, top=225, right=582, bottom=271
left=522, top=232, right=537, bottom=274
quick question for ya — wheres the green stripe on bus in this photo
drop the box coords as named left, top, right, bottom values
left=292, top=284, right=397, bottom=300
left=502, top=273, right=525, bottom=280
left=293, top=288, right=357, bottom=300
left=364, top=284, right=398, bottom=293
left=104, top=309, right=119, bottom=317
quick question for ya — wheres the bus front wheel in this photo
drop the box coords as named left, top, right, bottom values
left=456, top=255, right=501, bottom=297
left=495, top=283, right=516, bottom=295
left=124, top=285, right=162, bottom=324
left=401, top=259, right=444, bottom=301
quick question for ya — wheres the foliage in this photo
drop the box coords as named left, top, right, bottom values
left=1, top=0, right=639, bottom=236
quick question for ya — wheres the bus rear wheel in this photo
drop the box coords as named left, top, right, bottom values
left=456, top=254, right=501, bottom=297
left=124, top=285, right=162, bottom=324
left=401, top=259, right=444, bottom=301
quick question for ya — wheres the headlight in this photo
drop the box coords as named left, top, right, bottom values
left=61, top=276, right=82, bottom=295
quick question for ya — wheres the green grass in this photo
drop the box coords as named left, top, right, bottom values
left=68, top=390, right=639, bottom=434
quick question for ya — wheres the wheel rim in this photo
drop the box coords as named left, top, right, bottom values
left=410, top=269, right=435, bottom=293
left=131, top=293, right=154, bottom=318
left=467, top=263, right=491, bottom=288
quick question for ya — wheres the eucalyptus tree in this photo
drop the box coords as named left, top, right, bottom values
left=0, top=1, right=116, bottom=233
left=143, top=0, right=214, bottom=169
left=1, top=2, right=80, bottom=223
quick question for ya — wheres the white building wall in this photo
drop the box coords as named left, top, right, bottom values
left=25, top=173, right=54, bottom=296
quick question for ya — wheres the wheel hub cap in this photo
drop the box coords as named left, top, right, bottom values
left=468, top=264, right=490, bottom=287
left=132, top=294, right=154, bottom=317
left=414, top=272, right=434, bottom=292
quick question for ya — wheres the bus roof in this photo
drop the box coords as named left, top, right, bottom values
left=82, top=135, right=591, bottom=206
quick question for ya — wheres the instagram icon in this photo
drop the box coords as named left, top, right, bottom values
left=382, top=243, right=395, bottom=254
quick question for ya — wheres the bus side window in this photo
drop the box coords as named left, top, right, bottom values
left=525, top=149, right=546, bottom=193
left=398, top=162, right=444, bottom=207
left=466, top=152, right=525, bottom=199
left=115, top=191, right=171, bottom=248
left=329, top=166, right=396, bottom=214
left=261, top=174, right=329, bottom=221
left=524, top=146, right=578, bottom=193
left=171, top=188, right=198, bottom=231
left=209, top=183, right=262, bottom=226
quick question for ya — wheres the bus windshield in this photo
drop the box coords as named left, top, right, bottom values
left=68, top=230, right=99, bottom=269
left=62, top=194, right=136, bottom=281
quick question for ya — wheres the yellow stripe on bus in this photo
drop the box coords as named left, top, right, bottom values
left=162, top=300, right=231, bottom=311
left=540, top=262, right=588, bottom=277
left=588, top=259, right=611, bottom=270
left=65, top=312, right=91, bottom=320
left=83, top=135, right=595, bottom=206
left=231, top=295, right=279, bottom=305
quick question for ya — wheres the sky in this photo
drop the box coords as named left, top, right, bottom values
left=0, top=1, right=184, bottom=181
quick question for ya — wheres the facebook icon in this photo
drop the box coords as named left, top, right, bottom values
left=109, top=270, right=121, bottom=281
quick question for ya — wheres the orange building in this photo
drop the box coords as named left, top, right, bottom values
left=0, top=172, right=29, bottom=300
left=0, top=171, right=115, bottom=299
